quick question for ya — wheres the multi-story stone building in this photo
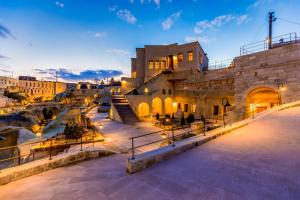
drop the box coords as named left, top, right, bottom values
left=18, top=77, right=67, bottom=101
left=117, top=36, right=300, bottom=123
left=0, top=76, right=19, bottom=89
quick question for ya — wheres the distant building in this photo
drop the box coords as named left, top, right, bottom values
left=18, top=80, right=67, bottom=101
left=18, top=76, right=37, bottom=81
left=0, top=76, right=19, bottom=89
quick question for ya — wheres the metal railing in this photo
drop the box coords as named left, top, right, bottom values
left=0, top=132, right=102, bottom=170
left=128, top=125, right=202, bottom=159
left=208, top=59, right=235, bottom=70
left=128, top=99, right=278, bottom=160
left=240, top=32, right=298, bottom=55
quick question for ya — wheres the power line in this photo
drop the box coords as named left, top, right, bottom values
left=277, top=17, right=300, bottom=27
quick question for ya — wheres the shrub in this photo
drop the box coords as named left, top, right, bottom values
left=186, top=113, right=195, bottom=124
left=63, top=124, right=85, bottom=139
left=180, top=116, right=185, bottom=126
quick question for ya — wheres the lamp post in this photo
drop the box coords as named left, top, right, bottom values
left=277, top=83, right=286, bottom=105
left=222, top=97, right=232, bottom=127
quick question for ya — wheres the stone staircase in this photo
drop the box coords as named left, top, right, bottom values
left=112, top=95, right=139, bottom=125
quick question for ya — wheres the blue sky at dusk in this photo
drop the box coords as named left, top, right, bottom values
left=0, top=0, right=300, bottom=82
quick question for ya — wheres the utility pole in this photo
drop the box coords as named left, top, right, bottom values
left=268, top=12, right=277, bottom=49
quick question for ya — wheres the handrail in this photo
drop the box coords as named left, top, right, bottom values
left=0, top=132, right=100, bottom=169
left=128, top=125, right=190, bottom=140
left=240, top=32, right=298, bottom=55
left=128, top=98, right=280, bottom=160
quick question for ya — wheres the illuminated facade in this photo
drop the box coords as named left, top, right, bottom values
left=18, top=78, right=67, bottom=101
left=118, top=41, right=300, bottom=122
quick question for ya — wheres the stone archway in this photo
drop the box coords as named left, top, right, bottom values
left=164, top=97, right=173, bottom=115
left=138, top=102, right=150, bottom=118
left=152, top=97, right=162, bottom=115
left=246, top=87, right=279, bottom=114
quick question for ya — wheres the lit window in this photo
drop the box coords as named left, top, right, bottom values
left=144, top=87, right=149, bottom=93
left=161, top=60, right=166, bottom=69
left=199, top=53, right=203, bottom=64
left=192, top=104, right=196, bottom=113
left=178, top=53, right=183, bottom=62
left=155, top=61, right=160, bottom=69
left=188, top=51, right=193, bottom=62
left=148, top=60, right=154, bottom=69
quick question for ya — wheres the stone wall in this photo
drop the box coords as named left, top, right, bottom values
left=234, top=42, right=300, bottom=109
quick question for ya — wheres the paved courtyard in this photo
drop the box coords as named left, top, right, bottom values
left=1, top=106, right=300, bottom=199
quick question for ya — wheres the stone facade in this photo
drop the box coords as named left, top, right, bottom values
left=119, top=41, right=300, bottom=122
left=18, top=79, right=67, bottom=101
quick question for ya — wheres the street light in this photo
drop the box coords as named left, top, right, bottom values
left=277, top=83, right=286, bottom=105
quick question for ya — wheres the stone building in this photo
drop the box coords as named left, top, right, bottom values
left=117, top=39, right=300, bottom=123
left=18, top=77, right=67, bottom=101
left=0, top=76, right=19, bottom=89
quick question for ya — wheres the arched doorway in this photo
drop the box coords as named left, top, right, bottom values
left=246, top=87, right=279, bottom=114
left=138, top=102, right=150, bottom=118
left=164, top=97, right=173, bottom=115
left=152, top=97, right=162, bottom=115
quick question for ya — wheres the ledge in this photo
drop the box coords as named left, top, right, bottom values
left=0, top=147, right=115, bottom=185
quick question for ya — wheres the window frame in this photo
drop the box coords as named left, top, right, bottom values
left=188, top=51, right=193, bottom=62
left=148, top=60, right=154, bottom=69
left=178, top=53, right=183, bottom=62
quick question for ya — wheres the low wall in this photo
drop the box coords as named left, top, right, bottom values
left=0, top=148, right=115, bottom=185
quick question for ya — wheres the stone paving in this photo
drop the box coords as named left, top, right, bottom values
left=1, top=106, right=300, bottom=199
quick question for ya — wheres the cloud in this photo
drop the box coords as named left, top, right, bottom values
left=162, top=11, right=182, bottom=30
left=94, top=32, right=107, bottom=38
left=236, top=15, right=250, bottom=25
left=184, top=36, right=211, bottom=44
left=109, top=5, right=118, bottom=12
left=116, top=9, right=137, bottom=24
left=0, top=23, right=16, bottom=39
left=153, top=0, right=160, bottom=7
left=194, top=14, right=250, bottom=33
left=194, top=15, right=235, bottom=34
left=34, top=68, right=124, bottom=81
left=105, top=49, right=131, bottom=56
left=248, top=0, right=272, bottom=8
left=55, top=1, right=64, bottom=8
left=0, top=54, right=9, bottom=59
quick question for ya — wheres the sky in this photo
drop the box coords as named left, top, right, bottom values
left=0, top=0, right=300, bottom=82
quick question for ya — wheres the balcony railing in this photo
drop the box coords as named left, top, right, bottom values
left=240, top=32, right=298, bottom=56
left=208, top=59, right=234, bottom=70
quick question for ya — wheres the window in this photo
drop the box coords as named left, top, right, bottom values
left=178, top=103, right=181, bottom=110
left=184, top=104, right=189, bottom=112
left=161, top=60, right=166, bottom=69
left=155, top=60, right=160, bottom=69
left=168, top=89, right=172, bottom=95
left=178, top=53, right=183, bottom=62
left=188, top=51, right=193, bottom=62
left=162, top=89, right=166, bottom=95
left=148, top=60, right=154, bottom=69
left=144, top=87, right=149, bottom=93
left=192, top=104, right=196, bottom=113
left=213, top=105, right=219, bottom=116
left=199, top=53, right=203, bottom=64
